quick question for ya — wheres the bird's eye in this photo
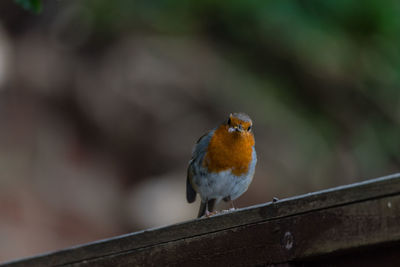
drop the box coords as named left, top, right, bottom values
left=227, top=118, right=231, bottom=125
left=247, top=125, right=252, bottom=131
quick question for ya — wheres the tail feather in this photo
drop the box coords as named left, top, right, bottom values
left=186, top=177, right=196, bottom=203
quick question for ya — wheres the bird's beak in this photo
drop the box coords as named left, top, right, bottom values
left=234, top=125, right=243, bottom=132
left=228, top=125, right=243, bottom=133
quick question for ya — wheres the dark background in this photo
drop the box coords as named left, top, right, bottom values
left=0, top=0, right=399, bottom=262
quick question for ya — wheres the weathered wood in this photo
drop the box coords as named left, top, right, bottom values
left=3, top=173, right=400, bottom=266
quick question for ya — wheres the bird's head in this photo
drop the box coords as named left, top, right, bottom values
left=226, top=112, right=253, bottom=134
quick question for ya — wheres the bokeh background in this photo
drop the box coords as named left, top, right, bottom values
left=1, top=0, right=400, bottom=262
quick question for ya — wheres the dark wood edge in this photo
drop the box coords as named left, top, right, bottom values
left=73, top=194, right=400, bottom=266
left=2, top=173, right=400, bottom=266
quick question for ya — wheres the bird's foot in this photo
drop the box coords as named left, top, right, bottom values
left=204, top=210, right=219, bottom=218
left=272, top=197, right=279, bottom=203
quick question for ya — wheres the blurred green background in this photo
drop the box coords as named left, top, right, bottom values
left=0, top=0, right=399, bottom=262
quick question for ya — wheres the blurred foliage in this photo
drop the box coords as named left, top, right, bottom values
left=78, top=0, right=400, bottom=177
left=4, top=0, right=399, bottom=190
left=1, top=0, right=400, bottom=261
left=14, top=0, right=42, bottom=13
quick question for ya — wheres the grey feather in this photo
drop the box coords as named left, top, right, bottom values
left=186, top=130, right=214, bottom=204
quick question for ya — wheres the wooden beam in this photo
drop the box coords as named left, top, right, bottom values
left=3, top=173, right=400, bottom=266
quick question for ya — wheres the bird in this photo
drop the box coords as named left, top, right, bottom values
left=186, top=112, right=257, bottom=218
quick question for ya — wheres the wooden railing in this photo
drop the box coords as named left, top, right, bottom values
left=3, top=173, right=400, bottom=266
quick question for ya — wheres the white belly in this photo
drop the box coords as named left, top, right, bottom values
left=193, top=169, right=254, bottom=203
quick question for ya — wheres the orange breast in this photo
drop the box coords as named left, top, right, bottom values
left=203, top=125, right=255, bottom=176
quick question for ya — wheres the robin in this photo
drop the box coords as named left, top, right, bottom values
left=186, top=112, right=257, bottom=218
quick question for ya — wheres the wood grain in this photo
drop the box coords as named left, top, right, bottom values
left=3, top=173, right=400, bottom=266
